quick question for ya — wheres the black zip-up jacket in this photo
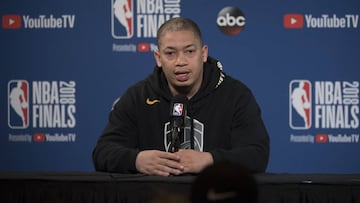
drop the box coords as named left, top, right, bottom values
left=92, top=57, right=270, bottom=173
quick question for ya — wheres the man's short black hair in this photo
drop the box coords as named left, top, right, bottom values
left=156, top=17, right=203, bottom=48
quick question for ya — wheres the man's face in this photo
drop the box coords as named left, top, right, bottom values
left=154, top=30, right=208, bottom=97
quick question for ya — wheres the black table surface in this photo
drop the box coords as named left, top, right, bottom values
left=1, top=172, right=360, bottom=203
left=1, top=171, right=360, bottom=184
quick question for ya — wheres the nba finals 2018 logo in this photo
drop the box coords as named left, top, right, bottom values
left=111, top=0, right=182, bottom=53
left=8, top=80, right=77, bottom=143
left=290, top=80, right=359, bottom=130
left=8, top=80, right=76, bottom=129
left=111, top=0, right=181, bottom=39
left=289, top=79, right=359, bottom=144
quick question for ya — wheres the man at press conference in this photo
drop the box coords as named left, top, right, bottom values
left=92, top=17, right=270, bottom=176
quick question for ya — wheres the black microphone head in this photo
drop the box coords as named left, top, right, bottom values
left=170, top=94, right=188, bottom=118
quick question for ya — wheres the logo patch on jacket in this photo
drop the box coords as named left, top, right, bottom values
left=146, top=98, right=160, bottom=105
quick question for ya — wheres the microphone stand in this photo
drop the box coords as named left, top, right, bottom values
left=170, top=126, right=180, bottom=152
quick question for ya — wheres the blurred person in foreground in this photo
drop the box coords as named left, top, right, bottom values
left=191, top=163, right=258, bottom=203
left=92, top=17, right=270, bottom=176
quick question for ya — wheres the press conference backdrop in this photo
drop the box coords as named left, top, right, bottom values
left=1, top=0, right=359, bottom=173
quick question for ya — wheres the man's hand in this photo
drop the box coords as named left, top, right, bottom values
left=135, top=150, right=184, bottom=176
left=175, top=150, right=213, bottom=174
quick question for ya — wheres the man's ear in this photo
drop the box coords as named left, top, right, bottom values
left=202, top=45, right=209, bottom=62
left=153, top=50, right=162, bottom=67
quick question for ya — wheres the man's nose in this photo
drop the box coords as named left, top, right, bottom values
left=175, top=52, right=186, bottom=66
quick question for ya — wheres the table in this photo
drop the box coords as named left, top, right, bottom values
left=1, top=172, right=360, bottom=203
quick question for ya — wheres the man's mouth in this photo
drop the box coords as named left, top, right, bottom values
left=175, top=71, right=190, bottom=82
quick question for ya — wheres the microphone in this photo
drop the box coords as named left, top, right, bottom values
left=169, top=94, right=188, bottom=152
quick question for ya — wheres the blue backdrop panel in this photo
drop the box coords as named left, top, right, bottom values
left=1, top=0, right=359, bottom=173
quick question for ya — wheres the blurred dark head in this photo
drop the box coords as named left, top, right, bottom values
left=191, top=163, right=258, bottom=203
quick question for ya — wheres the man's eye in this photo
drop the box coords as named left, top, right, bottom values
left=165, top=52, right=174, bottom=56
left=186, top=50, right=195, bottom=54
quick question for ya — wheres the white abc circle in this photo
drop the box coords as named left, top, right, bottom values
left=217, top=13, right=246, bottom=27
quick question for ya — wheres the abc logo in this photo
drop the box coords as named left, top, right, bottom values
left=217, top=7, right=246, bottom=35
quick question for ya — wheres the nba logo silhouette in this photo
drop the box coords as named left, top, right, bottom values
left=112, top=0, right=133, bottom=39
left=172, top=103, right=183, bottom=116
left=8, top=80, right=29, bottom=129
left=289, top=80, right=311, bottom=129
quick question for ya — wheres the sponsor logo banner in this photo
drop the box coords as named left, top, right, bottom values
left=217, top=6, right=246, bottom=35
left=284, top=13, right=359, bottom=29
left=2, top=14, right=76, bottom=29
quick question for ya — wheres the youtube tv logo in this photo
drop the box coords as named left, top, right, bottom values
left=2, top=15, right=22, bottom=29
left=284, top=14, right=304, bottom=29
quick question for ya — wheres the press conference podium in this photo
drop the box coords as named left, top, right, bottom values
left=0, top=172, right=360, bottom=203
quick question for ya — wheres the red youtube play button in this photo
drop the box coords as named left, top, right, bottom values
left=2, top=15, right=22, bottom=29
left=137, top=42, right=150, bottom=52
left=284, top=14, right=304, bottom=29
